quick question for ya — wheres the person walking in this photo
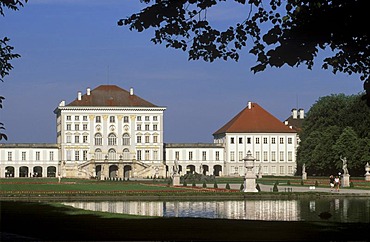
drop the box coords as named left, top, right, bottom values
left=334, top=176, right=340, bottom=192
left=329, top=175, right=335, bottom=191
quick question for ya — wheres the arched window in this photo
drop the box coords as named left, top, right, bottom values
left=108, top=148, right=116, bottom=160
left=95, top=148, right=102, bottom=160
left=123, top=148, right=130, bottom=160
left=94, top=133, right=102, bottom=146
left=122, top=133, right=130, bottom=146
left=108, top=133, right=117, bottom=146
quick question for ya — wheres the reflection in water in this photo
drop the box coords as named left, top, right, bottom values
left=62, top=198, right=370, bottom=222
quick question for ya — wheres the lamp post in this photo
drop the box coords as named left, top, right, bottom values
left=242, top=150, right=258, bottom=192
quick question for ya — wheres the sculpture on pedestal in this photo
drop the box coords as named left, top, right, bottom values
left=302, top=163, right=307, bottom=180
left=172, top=159, right=180, bottom=186
left=340, top=156, right=349, bottom=175
left=340, top=156, right=350, bottom=187
left=365, top=162, right=370, bottom=181
left=242, top=151, right=258, bottom=193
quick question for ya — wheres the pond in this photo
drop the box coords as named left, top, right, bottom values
left=62, top=198, right=370, bottom=223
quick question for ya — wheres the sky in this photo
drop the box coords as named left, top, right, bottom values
left=0, top=0, right=363, bottom=144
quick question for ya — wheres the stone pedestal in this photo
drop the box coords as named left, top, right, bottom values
left=243, top=151, right=258, bottom=193
left=365, top=162, right=370, bottom=181
left=302, top=172, right=307, bottom=180
left=365, top=174, right=370, bottom=181
left=172, top=174, right=180, bottom=186
left=341, top=174, right=350, bottom=187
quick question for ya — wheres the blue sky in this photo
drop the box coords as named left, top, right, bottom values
left=0, top=1, right=363, bottom=143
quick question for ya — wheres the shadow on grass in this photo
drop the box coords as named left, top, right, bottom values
left=1, top=201, right=369, bottom=241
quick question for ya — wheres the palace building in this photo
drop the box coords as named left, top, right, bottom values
left=0, top=85, right=300, bottom=178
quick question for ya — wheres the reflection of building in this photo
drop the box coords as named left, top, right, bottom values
left=0, top=85, right=298, bottom=178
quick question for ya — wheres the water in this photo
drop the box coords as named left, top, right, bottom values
left=62, top=198, right=370, bottom=222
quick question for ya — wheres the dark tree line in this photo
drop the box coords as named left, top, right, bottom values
left=297, top=94, right=370, bottom=176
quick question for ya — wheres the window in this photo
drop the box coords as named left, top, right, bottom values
left=189, top=151, right=193, bottom=161
left=288, top=137, right=292, bottom=144
left=145, top=135, right=150, bottom=143
left=66, top=135, right=71, bottom=143
left=263, top=151, right=268, bottom=161
left=145, top=150, right=150, bottom=160
left=255, top=151, right=260, bottom=161
left=7, top=152, right=12, bottom=161
left=137, top=150, right=142, bottom=160
left=50, top=151, right=54, bottom=161
left=137, top=116, right=141, bottom=121
left=230, top=137, right=235, bottom=144
left=280, top=137, right=284, bottom=144
left=239, top=151, right=243, bottom=161
left=22, top=152, right=26, bottom=161
left=83, top=124, right=88, bottom=130
left=153, top=135, right=158, bottom=143
left=271, top=151, right=276, bottom=161
left=66, top=115, right=71, bottom=121
left=108, top=149, right=116, bottom=160
left=75, top=135, right=80, bottom=143
left=247, top=137, right=251, bottom=144
left=175, top=151, right=179, bottom=160
left=263, top=137, right=268, bottom=144
left=83, top=150, right=87, bottom=160
left=137, top=124, right=141, bottom=131
left=271, top=137, right=276, bottom=144
left=96, top=116, right=101, bottom=123
left=123, top=116, right=129, bottom=123
left=145, top=124, right=149, bottom=131
left=109, top=116, right=115, bottom=123
left=75, top=151, right=80, bottom=161
left=153, top=124, right=158, bottom=131
left=108, top=133, right=117, bottom=146
left=271, top=166, right=276, bottom=174
left=202, top=151, right=207, bottom=161
left=137, top=136, right=142, bottom=143
left=94, top=133, right=102, bottom=146
left=123, top=149, right=130, bottom=160
left=239, top=137, right=243, bottom=144
left=280, top=151, right=284, bottom=161
left=153, top=150, right=158, bottom=160
left=264, top=166, right=268, bottom=174
left=145, top=116, right=150, bottom=121
left=280, top=166, right=285, bottom=174
left=66, top=124, right=71, bottom=130
left=75, top=116, right=79, bottom=121
left=95, top=149, right=102, bottom=160
left=215, top=151, right=220, bottom=161
left=83, top=135, right=88, bottom=143
left=122, top=133, right=130, bottom=146
left=75, top=124, right=79, bottom=131
left=230, top=151, right=235, bottom=161
left=83, top=116, right=87, bottom=121
left=256, top=137, right=260, bottom=144
left=36, top=151, right=40, bottom=161
left=153, top=116, right=158, bottom=121
left=66, top=150, right=71, bottom=161
left=288, top=151, right=293, bottom=161
left=288, top=166, right=293, bottom=174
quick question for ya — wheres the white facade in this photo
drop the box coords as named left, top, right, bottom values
left=0, top=86, right=298, bottom=178
left=0, top=144, right=59, bottom=178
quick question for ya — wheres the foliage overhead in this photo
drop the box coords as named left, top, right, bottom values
left=0, top=0, right=28, bottom=140
left=297, top=94, right=370, bottom=176
left=119, top=1, right=369, bottom=96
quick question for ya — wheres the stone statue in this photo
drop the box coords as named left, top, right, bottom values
left=302, top=163, right=306, bottom=174
left=340, top=156, right=349, bottom=175
left=173, top=159, right=179, bottom=175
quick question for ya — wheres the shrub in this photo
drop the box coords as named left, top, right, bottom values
left=240, top=183, right=244, bottom=191
left=273, top=183, right=279, bottom=192
left=183, top=181, right=187, bottom=187
left=315, top=180, right=319, bottom=187
left=300, top=180, right=304, bottom=186
left=287, top=180, right=291, bottom=185
left=214, top=181, right=218, bottom=189
left=275, top=180, right=279, bottom=185
left=350, top=181, right=354, bottom=188
left=256, top=183, right=261, bottom=192
left=202, top=181, right=207, bottom=188
left=192, top=181, right=196, bottom=187
left=225, top=183, right=230, bottom=189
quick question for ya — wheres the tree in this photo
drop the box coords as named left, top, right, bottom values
left=119, top=0, right=370, bottom=104
left=297, top=94, right=370, bottom=176
left=0, top=0, right=28, bottom=140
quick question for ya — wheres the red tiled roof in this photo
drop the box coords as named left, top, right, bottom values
left=213, top=102, right=296, bottom=135
left=66, top=85, right=157, bottom=107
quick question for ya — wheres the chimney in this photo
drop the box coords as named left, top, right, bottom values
left=59, top=100, right=65, bottom=107
left=299, top=109, right=304, bottom=119
left=247, top=101, right=252, bottom=109
left=130, top=87, right=134, bottom=96
left=292, top=109, right=298, bottom=119
left=77, top=91, right=82, bottom=101
left=86, top=87, right=91, bottom=96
